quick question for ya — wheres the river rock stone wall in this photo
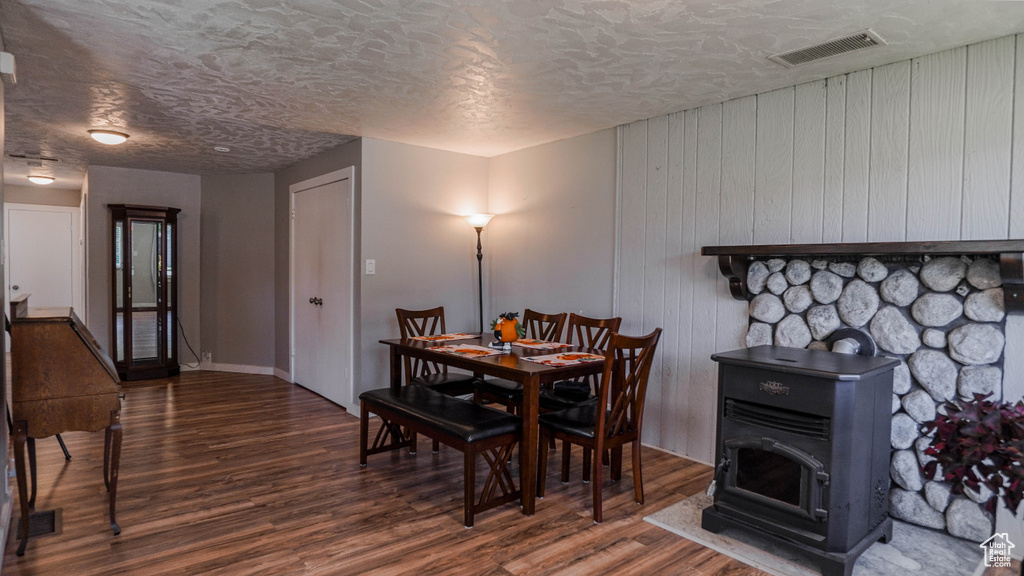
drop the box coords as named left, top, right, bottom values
left=743, top=255, right=1006, bottom=542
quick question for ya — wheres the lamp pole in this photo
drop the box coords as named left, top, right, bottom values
left=474, top=226, right=484, bottom=334
left=465, top=214, right=494, bottom=334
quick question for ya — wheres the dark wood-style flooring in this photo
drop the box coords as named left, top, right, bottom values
left=2, top=371, right=760, bottom=576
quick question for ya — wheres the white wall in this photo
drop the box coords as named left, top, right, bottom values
left=85, top=166, right=202, bottom=367
left=359, top=138, right=489, bottom=395
left=617, top=34, right=1024, bottom=467
left=488, top=128, right=618, bottom=322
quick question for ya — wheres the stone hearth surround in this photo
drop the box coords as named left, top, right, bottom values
left=701, top=241, right=1024, bottom=543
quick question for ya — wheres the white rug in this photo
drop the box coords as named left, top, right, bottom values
left=644, top=493, right=984, bottom=576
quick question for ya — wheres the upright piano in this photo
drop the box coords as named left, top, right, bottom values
left=8, top=294, right=123, bottom=556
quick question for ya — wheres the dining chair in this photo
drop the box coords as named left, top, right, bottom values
left=539, top=314, right=622, bottom=412
left=472, top=308, right=567, bottom=413
left=538, top=314, right=621, bottom=481
left=537, top=328, right=662, bottom=523
left=396, top=306, right=480, bottom=453
left=395, top=307, right=478, bottom=396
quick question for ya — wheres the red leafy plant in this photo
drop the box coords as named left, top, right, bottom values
left=921, top=394, right=1024, bottom=515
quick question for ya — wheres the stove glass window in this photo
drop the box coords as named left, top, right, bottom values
left=735, top=448, right=801, bottom=506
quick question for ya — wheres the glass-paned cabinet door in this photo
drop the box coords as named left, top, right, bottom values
left=109, top=204, right=181, bottom=381
left=114, top=220, right=125, bottom=363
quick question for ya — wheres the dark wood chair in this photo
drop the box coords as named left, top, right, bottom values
left=396, top=306, right=480, bottom=453
left=472, top=308, right=567, bottom=413
left=538, top=314, right=621, bottom=481
left=539, top=314, right=622, bottom=411
left=396, top=307, right=478, bottom=395
left=537, top=328, right=662, bottom=523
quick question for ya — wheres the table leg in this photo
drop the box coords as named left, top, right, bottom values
left=389, top=345, right=402, bottom=391
left=520, top=374, right=540, bottom=515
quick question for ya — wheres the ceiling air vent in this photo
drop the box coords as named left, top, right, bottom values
left=770, top=30, right=886, bottom=67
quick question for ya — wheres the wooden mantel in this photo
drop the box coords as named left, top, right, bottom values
left=701, top=239, right=1024, bottom=314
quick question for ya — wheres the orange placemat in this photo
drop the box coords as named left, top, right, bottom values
left=513, top=339, right=573, bottom=350
left=427, top=344, right=503, bottom=358
left=522, top=352, right=604, bottom=366
left=410, top=333, right=476, bottom=342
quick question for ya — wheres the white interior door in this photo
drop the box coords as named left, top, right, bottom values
left=293, top=187, right=323, bottom=396
left=5, top=204, right=83, bottom=311
left=290, top=169, right=354, bottom=410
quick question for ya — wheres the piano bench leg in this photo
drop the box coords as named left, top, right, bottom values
left=28, top=437, right=38, bottom=509
left=12, top=420, right=31, bottom=556
left=106, top=411, right=123, bottom=535
left=56, top=434, right=71, bottom=461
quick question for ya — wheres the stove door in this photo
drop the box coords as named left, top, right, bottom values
left=721, top=436, right=829, bottom=523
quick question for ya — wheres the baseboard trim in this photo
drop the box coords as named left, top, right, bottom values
left=200, top=362, right=275, bottom=375
left=273, top=367, right=291, bottom=381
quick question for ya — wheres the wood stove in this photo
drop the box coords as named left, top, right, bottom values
left=702, top=344, right=899, bottom=576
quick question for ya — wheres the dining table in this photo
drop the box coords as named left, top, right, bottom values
left=378, top=332, right=606, bottom=515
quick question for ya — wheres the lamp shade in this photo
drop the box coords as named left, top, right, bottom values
left=465, top=213, right=495, bottom=228
left=89, top=130, right=129, bottom=145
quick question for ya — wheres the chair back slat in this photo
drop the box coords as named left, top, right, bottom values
left=522, top=309, right=567, bottom=341
left=564, top=314, right=622, bottom=393
left=566, top=313, right=621, bottom=349
left=595, top=329, right=661, bottom=444
left=396, top=307, right=450, bottom=384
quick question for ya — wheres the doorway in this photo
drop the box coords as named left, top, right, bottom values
left=289, top=168, right=355, bottom=412
left=4, top=203, right=84, bottom=312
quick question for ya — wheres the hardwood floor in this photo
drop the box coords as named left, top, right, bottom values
left=2, top=371, right=759, bottom=575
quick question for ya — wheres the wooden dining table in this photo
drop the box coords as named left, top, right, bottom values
left=378, top=333, right=606, bottom=515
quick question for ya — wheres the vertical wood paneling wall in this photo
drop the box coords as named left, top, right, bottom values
left=617, top=34, right=1024, bottom=465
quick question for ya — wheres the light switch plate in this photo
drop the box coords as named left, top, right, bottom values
left=365, top=259, right=376, bottom=275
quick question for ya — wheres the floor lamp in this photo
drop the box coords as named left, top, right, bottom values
left=465, top=214, right=494, bottom=334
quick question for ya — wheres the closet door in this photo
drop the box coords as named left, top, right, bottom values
left=289, top=171, right=353, bottom=409
left=292, top=186, right=324, bottom=396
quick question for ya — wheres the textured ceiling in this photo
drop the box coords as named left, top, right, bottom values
left=2, top=0, right=1024, bottom=189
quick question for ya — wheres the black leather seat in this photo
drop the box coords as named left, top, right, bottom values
left=360, top=385, right=521, bottom=443
left=359, top=384, right=523, bottom=527
left=537, top=403, right=602, bottom=439
left=538, top=381, right=600, bottom=412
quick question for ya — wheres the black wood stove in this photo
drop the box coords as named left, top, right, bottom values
left=702, top=343, right=899, bottom=576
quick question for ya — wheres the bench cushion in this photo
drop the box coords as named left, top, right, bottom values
left=361, top=385, right=521, bottom=444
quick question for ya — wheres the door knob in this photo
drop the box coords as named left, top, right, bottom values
left=11, top=285, right=19, bottom=291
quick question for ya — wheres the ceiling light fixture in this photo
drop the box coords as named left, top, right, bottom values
left=88, top=129, right=129, bottom=145
left=28, top=175, right=55, bottom=185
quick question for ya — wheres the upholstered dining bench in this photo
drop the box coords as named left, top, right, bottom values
left=359, top=385, right=522, bottom=527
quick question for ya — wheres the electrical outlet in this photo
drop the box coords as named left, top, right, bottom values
left=365, top=259, right=376, bottom=275
left=202, top=352, right=212, bottom=363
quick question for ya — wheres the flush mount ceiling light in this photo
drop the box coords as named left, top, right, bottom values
left=88, top=129, right=129, bottom=145
left=28, top=175, right=55, bottom=185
